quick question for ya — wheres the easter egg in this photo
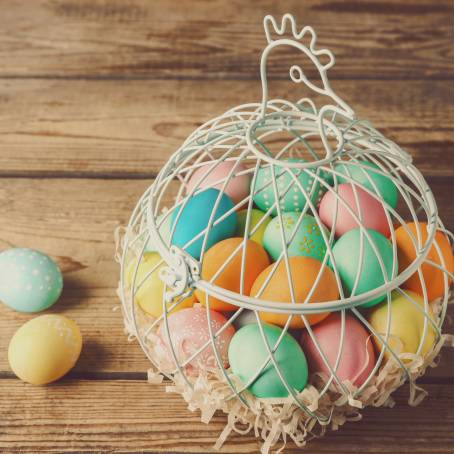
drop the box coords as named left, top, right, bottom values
left=251, top=256, right=339, bottom=328
left=195, top=238, right=270, bottom=311
left=8, top=314, right=82, bottom=385
left=395, top=222, right=454, bottom=301
left=186, top=161, right=251, bottom=206
left=252, top=159, right=323, bottom=216
left=171, top=188, right=237, bottom=260
left=263, top=212, right=328, bottom=262
left=145, top=212, right=172, bottom=253
left=229, top=323, right=308, bottom=398
left=236, top=209, right=271, bottom=245
left=319, top=183, right=391, bottom=237
left=0, top=248, right=63, bottom=313
left=331, top=228, right=396, bottom=308
left=233, top=309, right=258, bottom=330
left=157, top=305, right=235, bottom=374
left=300, top=313, right=376, bottom=387
left=368, top=290, right=436, bottom=361
left=126, top=252, right=196, bottom=318
left=334, top=160, right=398, bottom=209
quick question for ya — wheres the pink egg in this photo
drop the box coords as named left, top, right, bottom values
left=300, top=312, right=376, bottom=387
left=157, top=305, right=235, bottom=375
left=319, top=183, right=391, bottom=237
left=186, top=161, right=251, bottom=206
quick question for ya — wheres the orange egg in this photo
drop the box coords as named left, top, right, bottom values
left=395, top=222, right=453, bottom=301
left=195, top=237, right=270, bottom=311
left=251, top=256, right=340, bottom=328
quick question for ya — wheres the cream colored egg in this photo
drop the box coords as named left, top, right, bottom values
left=8, top=314, right=82, bottom=385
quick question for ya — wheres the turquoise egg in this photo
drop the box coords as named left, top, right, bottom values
left=171, top=188, right=237, bottom=260
left=0, top=248, right=63, bottom=313
left=228, top=323, right=308, bottom=398
left=263, top=212, right=328, bottom=261
left=251, top=159, right=324, bottom=216
left=331, top=228, right=396, bottom=308
left=334, top=160, right=398, bottom=209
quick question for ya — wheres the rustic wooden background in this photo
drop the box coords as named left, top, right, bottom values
left=1, top=0, right=453, bottom=452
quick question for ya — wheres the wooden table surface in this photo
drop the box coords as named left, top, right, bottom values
left=1, top=1, right=454, bottom=452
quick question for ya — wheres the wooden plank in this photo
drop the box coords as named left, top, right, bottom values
left=0, top=0, right=453, bottom=80
left=0, top=380, right=453, bottom=453
left=0, top=79, right=453, bottom=177
left=0, top=177, right=453, bottom=378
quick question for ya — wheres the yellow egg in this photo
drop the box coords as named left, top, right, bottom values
left=126, top=252, right=195, bottom=317
left=368, top=290, right=437, bottom=361
left=8, top=314, right=82, bottom=385
left=236, top=209, right=271, bottom=245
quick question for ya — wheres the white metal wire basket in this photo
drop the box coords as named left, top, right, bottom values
left=117, top=14, right=454, bottom=452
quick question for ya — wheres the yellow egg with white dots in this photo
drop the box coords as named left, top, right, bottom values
left=8, top=314, right=82, bottom=385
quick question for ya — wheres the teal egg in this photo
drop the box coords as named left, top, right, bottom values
left=228, top=323, right=308, bottom=398
left=171, top=188, right=237, bottom=260
left=0, top=248, right=63, bottom=313
left=251, top=159, right=323, bottom=216
left=145, top=213, right=172, bottom=253
left=331, top=228, right=396, bottom=308
left=334, top=160, right=398, bottom=209
left=263, top=212, right=328, bottom=261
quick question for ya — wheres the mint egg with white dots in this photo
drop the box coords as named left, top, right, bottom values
left=251, top=158, right=324, bottom=216
left=0, top=248, right=63, bottom=313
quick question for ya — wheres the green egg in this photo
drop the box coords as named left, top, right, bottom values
left=228, top=323, right=308, bottom=398
left=251, top=159, right=323, bottom=216
left=145, top=213, right=172, bottom=253
left=263, top=212, right=328, bottom=261
left=334, top=160, right=398, bottom=209
left=331, top=228, right=396, bottom=308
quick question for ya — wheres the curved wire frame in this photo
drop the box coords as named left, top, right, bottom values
left=118, top=14, right=453, bottom=425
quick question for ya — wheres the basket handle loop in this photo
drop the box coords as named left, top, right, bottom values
left=260, top=14, right=354, bottom=119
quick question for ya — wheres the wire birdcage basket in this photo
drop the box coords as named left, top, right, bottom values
left=117, top=14, right=454, bottom=452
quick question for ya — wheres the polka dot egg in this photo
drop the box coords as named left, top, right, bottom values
left=251, top=158, right=323, bottom=216
left=0, top=248, right=63, bottom=313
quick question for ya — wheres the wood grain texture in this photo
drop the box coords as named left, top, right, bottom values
left=0, top=177, right=453, bottom=378
left=0, top=0, right=453, bottom=80
left=1, top=380, right=453, bottom=453
left=0, top=79, right=453, bottom=177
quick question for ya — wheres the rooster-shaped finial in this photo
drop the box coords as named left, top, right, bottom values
left=260, top=14, right=353, bottom=118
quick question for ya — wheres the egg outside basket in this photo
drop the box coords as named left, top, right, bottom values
left=116, top=14, right=454, bottom=453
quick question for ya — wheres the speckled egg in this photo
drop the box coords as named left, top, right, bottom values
left=251, top=159, right=323, bottom=216
left=331, top=228, right=396, bottom=308
left=251, top=256, right=340, bottom=328
left=395, top=222, right=454, bottom=301
left=195, top=237, right=270, bottom=312
left=229, top=323, right=308, bottom=398
left=0, top=248, right=63, bottom=313
left=301, top=312, right=376, bottom=387
left=126, top=252, right=196, bottom=318
left=236, top=208, right=271, bottom=245
left=8, top=314, right=82, bottom=385
left=263, top=212, right=328, bottom=262
left=319, top=183, right=391, bottom=237
left=171, top=188, right=237, bottom=260
left=157, top=305, right=235, bottom=375
left=186, top=161, right=251, bottom=206
left=334, top=160, right=399, bottom=209
left=368, top=290, right=436, bottom=361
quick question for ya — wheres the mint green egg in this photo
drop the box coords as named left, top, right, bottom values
left=228, top=323, right=308, bottom=398
left=252, top=159, right=323, bottom=216
left=145, top=213, right=172, bottom=253
left=0, top=248, right=63, bottom=313
left=331, top=228, right=396, bottom=308
left=263, top=212, right=328, bottom=261
left=334, top=160, right=398, bottom=209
